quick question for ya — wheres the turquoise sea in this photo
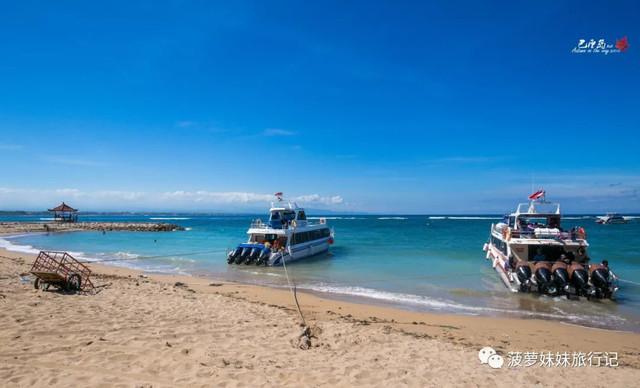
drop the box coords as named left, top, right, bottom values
left=2, top=214, right=640, bottom=331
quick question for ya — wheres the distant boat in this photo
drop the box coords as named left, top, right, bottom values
left=482, top=191, right=618, bottom=300
left=227, top=193, right=334, bottom=266
left=596, top=213, right=628, bottom=225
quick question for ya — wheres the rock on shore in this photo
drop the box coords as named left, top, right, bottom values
left=0, top=222, right=185, bottom=234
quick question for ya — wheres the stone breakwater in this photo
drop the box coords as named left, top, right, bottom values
left=0, top=222, right=185, bottom=234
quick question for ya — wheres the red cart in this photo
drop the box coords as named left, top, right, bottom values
left=30, top=251, right=94, bottom=292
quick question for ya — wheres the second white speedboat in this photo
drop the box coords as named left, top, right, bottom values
left=596, top=213, right=628, bottom=224
left=482, top=191, right=618, bottom=299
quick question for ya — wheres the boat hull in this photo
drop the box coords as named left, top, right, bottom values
left=268, top=238, right=331, bottom=266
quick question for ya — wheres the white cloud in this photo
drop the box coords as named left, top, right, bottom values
left=263, top=128, right=296, bottom=136
left=0, top=188, right=345, bottom=211
left=294, top=194, right=344, bottom=205
left=159, top=191, right=275, bottom=203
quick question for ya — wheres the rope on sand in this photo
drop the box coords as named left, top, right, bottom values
left=281, top=249, right=306, bottom=326
left=283, top=225, right=312, bottom=350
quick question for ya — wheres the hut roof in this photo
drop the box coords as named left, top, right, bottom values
left=48, top=202, right=78, bottom=212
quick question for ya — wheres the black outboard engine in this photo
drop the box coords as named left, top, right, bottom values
left=535, top=266, right=555, bottom=294
left=570, top=266, right=590, bottom=296
left=255, top=249, right=271, bottom=266
left=591, top=267, right=611, bottom=298
left=553, top=267, right=569, bottom=288
left=516, top=265, right=532, bottom=292
left=236, top=247, right=252, bottom=264
left=245, top=248, right=261, bottom=264
left=227, top=248, right=241, bottom=264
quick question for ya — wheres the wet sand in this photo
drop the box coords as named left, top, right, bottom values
left=1, top=246, right=640, bottom=387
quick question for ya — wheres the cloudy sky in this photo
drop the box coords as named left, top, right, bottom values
left=0, top=1, right=638, bottom=213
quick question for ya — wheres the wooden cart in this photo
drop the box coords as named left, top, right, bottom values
left=30, top=251, right=94, bottom=292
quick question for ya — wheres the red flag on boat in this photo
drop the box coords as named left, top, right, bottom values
left=274, top=192, right=283, bottom=201
left=529, top=189, right=545, bottom=200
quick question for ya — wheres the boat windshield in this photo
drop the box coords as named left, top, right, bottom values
left=516, top=215, right=561, bottom=231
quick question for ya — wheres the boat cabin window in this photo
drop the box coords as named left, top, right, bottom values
left=297, top=210, right=306, bottom=221
left=269, top=211, right=281, bottom=221
left=527, top=245, right=566, bottom=262
left=292, top=228, right=330, bottom=244
left=292, top=232, right=309, bottom=244
left=490, top=235, right=508, bottom=255
left=517, top=216, right=561, bottom=232
left=508, top=216, right=515, bottom=228
left=250, top=233, right=279, bottom=243
left=283, top=210, right=296, bottom=222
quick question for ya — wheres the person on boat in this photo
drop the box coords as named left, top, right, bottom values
left=532, top=247, right=546, bottom=262
left=518, top=218, right=527, bottom=230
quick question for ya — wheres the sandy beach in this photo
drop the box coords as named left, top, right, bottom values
left=1, top=245, right=640, bottom=387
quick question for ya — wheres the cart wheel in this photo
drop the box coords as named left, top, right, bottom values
left=35, top=278, right=50, bottom=291
left=67, top=274, right=82, bottom=292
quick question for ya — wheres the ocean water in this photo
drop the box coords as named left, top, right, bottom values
left=2, top=213, right=640, bottom=331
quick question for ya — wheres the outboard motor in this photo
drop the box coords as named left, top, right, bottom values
left=255, top=248, right=271, bottom=266
left=236, top=247, right=252, bottom=264
left=552, top=262, right=572, bottom=296
left=245, top=247, right=261, bottom=264
left=590, top=266, right=611, bottom=298
left=534, top=262, right=555, bottom=294
left=569, top=263, right=590, bottom=296
left=227, top=247, right=241, bottom=264
left=516, top=264, right=532, bottom=292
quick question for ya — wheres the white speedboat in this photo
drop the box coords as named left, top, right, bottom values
left=482, top=191, right=618, bottom=299
left=596, top=213, right=628, bottom=224
left=227, top=194, right=334, bottom=266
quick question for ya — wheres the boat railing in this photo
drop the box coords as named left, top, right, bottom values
left=250, top=218, right=325, bottom=230
left=250, top=219, right=272, bottom=229
left=511, top=229, right=585, bottom=241
left=493, top=224, right=586, bottom=241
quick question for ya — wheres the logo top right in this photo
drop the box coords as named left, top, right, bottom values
left=571, top=37, right=629, bottom=54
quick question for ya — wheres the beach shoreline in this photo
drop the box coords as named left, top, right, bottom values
left=2, top=243, right=640, bottom=386
left=1, top=227, right=639, bottom=333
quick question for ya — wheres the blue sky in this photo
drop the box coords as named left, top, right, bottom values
left=0, top=1, right=638, bottom=213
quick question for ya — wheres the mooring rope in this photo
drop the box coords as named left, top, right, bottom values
left=284, top=238, right=306, bottom=326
